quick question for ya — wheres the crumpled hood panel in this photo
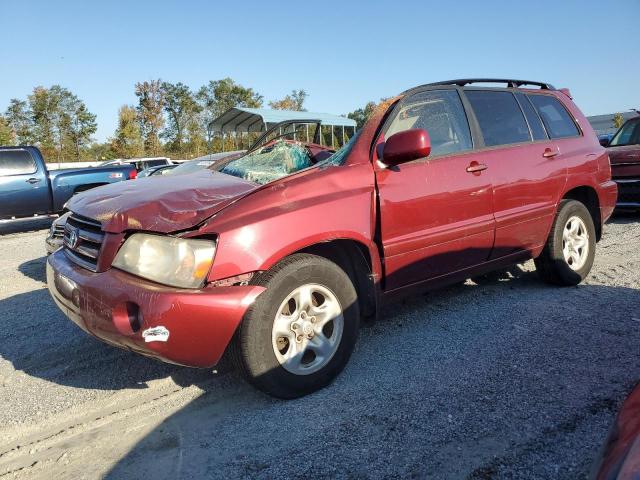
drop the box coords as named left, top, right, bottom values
left=67, top=170, right=258, bottom=233
left=607, top=145, right=640, bottom=164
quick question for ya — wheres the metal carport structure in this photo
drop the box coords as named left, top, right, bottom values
left=208, top=107, right=357, bottom=150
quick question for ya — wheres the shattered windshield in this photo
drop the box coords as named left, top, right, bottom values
left=216, top=140, right=313, bottom=185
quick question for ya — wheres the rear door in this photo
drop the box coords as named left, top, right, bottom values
left=463, top=89, right=568, bottom=258
left=375, top=89, right=495, bottom=290
left=0, top=149, right=50, bottom=218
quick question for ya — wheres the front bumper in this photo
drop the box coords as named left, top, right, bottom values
left=614, top=178, right=640, bottom=208
left=47, top=250, right=265, bottom=367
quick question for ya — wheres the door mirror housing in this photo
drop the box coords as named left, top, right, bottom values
left=382, top=129, right=431, bottom=166
left=599, top=137, right=610, bottom=147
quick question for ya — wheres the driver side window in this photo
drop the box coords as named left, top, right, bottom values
left=385, top=90, right=472, bottom=157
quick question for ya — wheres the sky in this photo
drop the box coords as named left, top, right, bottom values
left=1, top=0, right=638, bottom=143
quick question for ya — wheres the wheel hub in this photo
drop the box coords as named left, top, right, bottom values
left=291, top=311, right=316, bottom=341
left=562, top=215, right=589, bottom=271
left=272, top=283, right=344, bottom=375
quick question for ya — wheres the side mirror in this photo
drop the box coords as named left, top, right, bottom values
left=599, top=137, right=610, bottom=147
left=382, top=129, right=431, bottom=166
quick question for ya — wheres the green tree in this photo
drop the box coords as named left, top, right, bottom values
left=110, top=105, right=143, bottom=158
left=29, top=86, right=57, bottom=159
left=5, top=99, right=33, bottom=144
left=269, top=89, right=308, bottom=111
left=197, top=78, right=263, bottom=148
left=613, top=112, right=625, bottom=129
left=347, top=101, right=378, bottom=129
left=135, top=80, right=165, bottom=156
left=161, top=82, right=201, bottom=154
left=0, top=115, right=15, bottom=145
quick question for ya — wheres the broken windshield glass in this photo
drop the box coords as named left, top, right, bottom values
left=217, top=140, right=313, bottom=185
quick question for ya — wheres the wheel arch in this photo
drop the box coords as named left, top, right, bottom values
left=296, top=239, right=380, bottom=323
left=561, top=185, right=602, bottom=241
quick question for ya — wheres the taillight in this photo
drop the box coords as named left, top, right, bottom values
left=128, top=169, right=137, bottom=180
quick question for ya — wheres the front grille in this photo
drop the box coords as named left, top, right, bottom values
left=52, top=221, right=65, bottom=239
left=63, top=214, right=105, bottom=271
left=616, top=180, right=640, bottom=205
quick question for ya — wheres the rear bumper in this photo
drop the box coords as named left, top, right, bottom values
left=46, top=250, right=264, bottom=367
left=614, top=178, right=640, bottom=208
left=599, top=180, right=619, bottom=223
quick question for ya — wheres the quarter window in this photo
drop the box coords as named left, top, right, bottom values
left=527, top=94, right=580, bottom=139
left=465, top=91, right=530, bottom=147
left=0, top=150, right=37, bottom=176
left=385, top=90, right=472, bottom=157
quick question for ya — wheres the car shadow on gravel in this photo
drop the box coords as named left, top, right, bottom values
left=18, top=256, right=48, bottom=284
left=3, top=249, right=640, bottom=478
left=105, top=277, right=640, bottom=479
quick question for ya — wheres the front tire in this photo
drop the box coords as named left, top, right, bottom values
left=534, top=199, right=596, bottom=286
left=232, top=253, right=360, bottom=399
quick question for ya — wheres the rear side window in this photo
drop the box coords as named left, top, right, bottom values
left=465, top=91, right=530, bottom=147
left=0, top=150, right=37, bottom=176
left=385, top=90, right=472, bottom=157
left=527, top=95, right=580, bottom=139
left=515, top=92, right=548, bottom=141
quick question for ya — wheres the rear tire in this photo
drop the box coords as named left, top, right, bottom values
left=534, top=199, right=596, bottom=286
left=232, top=253, right=360, bottom=399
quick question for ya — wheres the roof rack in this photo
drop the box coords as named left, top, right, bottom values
left=403, top=78, right=555, bottom=94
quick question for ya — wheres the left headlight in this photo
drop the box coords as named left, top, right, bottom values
left=112, top=233, right=216, bottom=289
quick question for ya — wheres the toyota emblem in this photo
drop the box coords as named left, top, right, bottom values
left=66, top=227, right=80, bottom=249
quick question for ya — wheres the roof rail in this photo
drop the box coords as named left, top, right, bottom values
left=403, top=78, right=556, bottom=94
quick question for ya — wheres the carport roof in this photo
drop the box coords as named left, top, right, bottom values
left=209, top=107, right=356, bottom=133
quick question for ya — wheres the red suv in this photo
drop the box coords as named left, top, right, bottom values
left=47, top=79, right=617, bottom=398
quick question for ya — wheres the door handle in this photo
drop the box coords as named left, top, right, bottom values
left=466, top=162, right=488, bottom=174
left=26, top=177, right=41, bottom=184
left=543, top=147, right=560, bottom=158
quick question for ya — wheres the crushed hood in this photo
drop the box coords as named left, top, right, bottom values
left=67, top=170, right=258, bottom=233
left=607, top=145, right=640, bottom=165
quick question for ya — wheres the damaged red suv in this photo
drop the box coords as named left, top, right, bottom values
left=47, top=79, right=617, bottom=398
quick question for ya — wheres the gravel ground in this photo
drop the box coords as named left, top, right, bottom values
left=0, top=214, right=639, bottom=479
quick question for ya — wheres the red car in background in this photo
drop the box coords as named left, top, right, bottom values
left=47, top=78, right=617, bottom=398
left=593, top=384, right=640, bottom=479
left=603, top=115, right=640, bottom=209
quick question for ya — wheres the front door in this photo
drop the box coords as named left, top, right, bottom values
left=0, top=149, right=49, bottom=218
left=375, top=89, right=495, bottom=291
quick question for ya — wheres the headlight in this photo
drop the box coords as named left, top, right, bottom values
left=112, top=234, right=216, bottom=288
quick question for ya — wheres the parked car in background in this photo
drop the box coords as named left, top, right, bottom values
left=99, top=157, right=173, bottom=172
left=602, top=116, right=640, bottom=209
left=47, top=78, right=616, bottom=398
left=166, top=151, right=246, bottom=176
left=0, top=146, right=137, bottom=220
left=592, top=383, right=640, bottom=479
left=138, top=164, right=177, bottom=178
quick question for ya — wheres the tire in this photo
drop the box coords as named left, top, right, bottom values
left=232, top=253, right=360, bottom=399
left=534, top=199, right=596, bottom=286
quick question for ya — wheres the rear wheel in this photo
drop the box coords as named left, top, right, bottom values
left=232, top=254, right=360, bottom=398
left=534, top=199, right=596, bottom=286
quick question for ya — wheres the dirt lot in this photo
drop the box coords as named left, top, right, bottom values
left=0, top=214, right=639, bottom=479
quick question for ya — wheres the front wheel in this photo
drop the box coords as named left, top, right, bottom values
left=232, top=254, right=360, bottom=398
left=534, top=199, right=596, bottom=286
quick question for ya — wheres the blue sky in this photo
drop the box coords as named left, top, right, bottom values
left=1, top=0, right=638, bottom=142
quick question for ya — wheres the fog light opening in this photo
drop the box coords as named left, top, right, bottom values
left=112, top=302, right=142, bottom=335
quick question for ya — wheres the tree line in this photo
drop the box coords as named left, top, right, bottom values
left=0, top=78, right=381, bottom=162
